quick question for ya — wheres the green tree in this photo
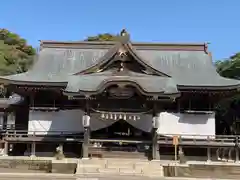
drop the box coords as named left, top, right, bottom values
left=0, top=28, right=36, bottom=75
left=215, top=54, right=240, bottom=135
left=85, top=33, right=119, bottom=41
left=216, top=53, right=240, bottom=79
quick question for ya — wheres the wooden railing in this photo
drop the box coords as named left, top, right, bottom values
left=158, top=134, right=238, bottom=147
left=1, top=130, right=84, bottom=142
left=0, top=129, right=239, bottom=148
left=0, top=130, right=239, bottom=161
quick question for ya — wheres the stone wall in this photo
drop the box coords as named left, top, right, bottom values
left=0, top=159, right=77, bottom=174
left=164, top=164, right=240, bottom=179
left=0, top=159, right=52, bottom=173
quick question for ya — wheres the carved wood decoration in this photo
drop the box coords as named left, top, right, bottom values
left=99, top=50, right=152, bottom=76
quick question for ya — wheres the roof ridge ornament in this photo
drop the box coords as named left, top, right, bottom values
left=119, top=29, right=130, bottom=43
left=120, top=29, right=128, bottom=36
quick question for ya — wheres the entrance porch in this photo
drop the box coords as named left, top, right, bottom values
left=89, top=119, right=153, bottom=159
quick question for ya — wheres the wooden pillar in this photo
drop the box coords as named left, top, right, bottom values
left=152, top=113, right=160, bottom=160
left=236, top=136, right=239, bottom=162
left=82, top=98, right=91, bottom=159
left=228, top=148, right=233, bottom=161
left=31, top=142, right=36, bottom=157
left=207, top=147, right=211, bottom=162
left=3, top=141, right=8, bottom=156
left=216, top=148, right=221, bottom=160
left=236, top=148, right=239, bottom=163
left=152, top=127, right=160, bottom=160
left=82, top=109, right=90, bottom=159
left=3, top=112, right=8, bottom=129
left=82, top=126, right=90, bottom=159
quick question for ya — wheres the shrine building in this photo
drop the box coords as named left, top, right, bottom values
left=0, top=30, right=239, bottom=159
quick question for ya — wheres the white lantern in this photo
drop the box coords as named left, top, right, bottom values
left=82, top=115, right=90, bottom=127
left=152, top=116, right=160, bottom=128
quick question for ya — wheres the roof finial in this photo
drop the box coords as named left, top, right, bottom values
left=119, top=29, right=130, bottom=43
left=120, top=29, right=128, bottom=36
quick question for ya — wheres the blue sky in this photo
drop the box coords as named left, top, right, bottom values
left=0, top=0, right=240, bottom=60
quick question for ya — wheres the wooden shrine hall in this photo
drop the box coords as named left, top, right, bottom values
left=0, top=29, right=239, bottom=160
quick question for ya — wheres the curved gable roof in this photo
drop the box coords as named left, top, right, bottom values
left=0, top=39, right=239, bottom=90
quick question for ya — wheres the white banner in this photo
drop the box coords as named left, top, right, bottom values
left=157, top=112, right=216, bottom=139
left=28, top=110, right=116, bottom=135
left=28, top=110, right=215, bottom=138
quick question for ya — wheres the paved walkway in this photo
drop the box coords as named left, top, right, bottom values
left=0, top=173, right=237, bottom=180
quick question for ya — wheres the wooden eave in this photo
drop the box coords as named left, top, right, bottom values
left=63, top=79, right=180, bottom=98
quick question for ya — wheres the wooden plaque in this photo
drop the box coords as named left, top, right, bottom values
left=173, top=136, right=179, bottom=146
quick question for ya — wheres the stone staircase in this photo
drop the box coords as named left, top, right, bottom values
left=76, top=158, right=164, bottom=177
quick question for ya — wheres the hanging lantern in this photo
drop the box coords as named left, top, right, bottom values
left=152, top=116, right=160, bottom=128
left=82, top=114, right=90, bottom=127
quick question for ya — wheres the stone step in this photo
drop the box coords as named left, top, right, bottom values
left=78, top=163, right=105, bottom=168
left=106, top=164, right=134, bottom=168
left=98, top=168, right=119, bottom=174
left=79, top=159, right=107, bottom=165
left=76, top=159, right=164, bottom=177
left=107, top=160, right=134, bottom=164
left=76, top=167, right=99, bottom=174
left=142, top=170, right=164, bottom=177
left=119, top=167, right=142, bottom=174
left=142, top=168, right=163, bottom=172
